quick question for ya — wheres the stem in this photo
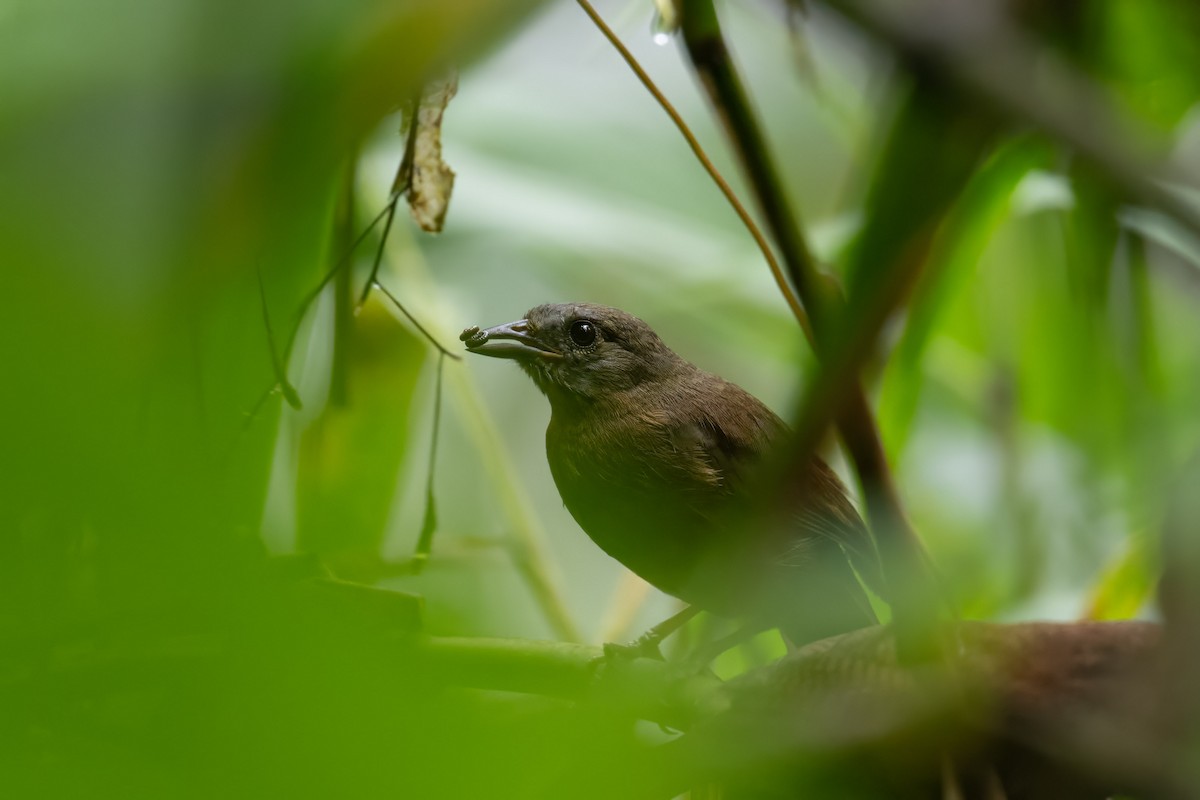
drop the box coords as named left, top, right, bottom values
left=358, top=90, right=421, bottom=309
left=373, top=281, right=461, bottom=361
left=573, top=0, right=809, bottom=329
left=446, top=362, right=584, bottom=642
left=411, top=352, right=446, bottom=569
left=678, top=0, right=928, bottom=599
left=255, top=269, right=303, bottom=409
left=679, top=0, right=828, bottom=331
left=359, top=197, right=399, bottom=309
left=417, top=635, right=726, bottom=730
left=331, top=159, right=357, bottom=408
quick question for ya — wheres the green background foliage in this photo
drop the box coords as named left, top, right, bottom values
left=2, top=0, right=1198, bottom=795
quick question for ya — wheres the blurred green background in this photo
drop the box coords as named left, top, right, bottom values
left=2, top=0, right=1199, bottom=796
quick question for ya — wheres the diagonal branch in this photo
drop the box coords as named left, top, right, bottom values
left=677, top=0, right=931, bottom=615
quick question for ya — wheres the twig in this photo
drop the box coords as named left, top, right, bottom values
left=410, top=352, right=448, bottom=573
left=246, top=121, right=458, bottom=430
left=358, top=91, right=422, bottom=309
left=418, top=634, right=726, bottom=732
left=573, top=0, right=810, bottom=329
left=256, top=269, right=303, bottom=409
left=331, top=159, right=357, bottom=407
left=358, top=197, right=399, bottom=308
left=239, top=199, right=394, bottom=431
left=353, top=219, right=581, bottom=641
left=372, top=281, right=461, bottom=361
left=783, top=218, right=941, bottom=646
left=678, top=0, right=829, bottom=329
left=291, top=199, right=394, bottom=349
left=353, top=108, right=463, bottom=361
left=309, top=148, right=579, bottom=640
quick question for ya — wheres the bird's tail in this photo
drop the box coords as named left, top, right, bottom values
left=779, top=554, right=879, bottom=647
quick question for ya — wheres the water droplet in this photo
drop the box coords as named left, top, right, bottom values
left=650, top=3, right=679, bottom=46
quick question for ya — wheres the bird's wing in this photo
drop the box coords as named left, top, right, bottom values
left=676, top=398, right=882, bottom=628
left=658, top=395, right=774, bottom=502
left=793, top=457, right=886, bottom=597
left=673, top=380, right=885, bottom=596
left=662, top=376, right=783, bottom=491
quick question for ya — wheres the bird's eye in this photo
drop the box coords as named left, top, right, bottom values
left=569, top=320, right=597, bottom=347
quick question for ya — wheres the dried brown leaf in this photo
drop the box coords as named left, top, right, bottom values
left=404, top=72, right=458, bottom=232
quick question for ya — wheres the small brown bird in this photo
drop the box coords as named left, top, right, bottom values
left=462, top=303, right=879, bottom=645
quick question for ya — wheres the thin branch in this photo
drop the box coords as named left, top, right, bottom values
left=573, top=0, right=809, bottom=329
left=352, top=189, right=582, bottom=640
left=239, top=199, right=393, bottom=431
left=358, top=91, right=422, bottom=309
left=376, top=352, right=454, bottom=579
left=351, top=99, right=463, bottom=361
left=331, top=158, right=358, bottom=407
left=678, top=0, right=828, bottom=330
left=256, top=269, right=303, bottom=409
left=372, top=281, right=461, bottom=361
left=418, top=633, right=727, bottom=734
left=245, top=135, right=455, bottom=430
left=411, top=352, right=447, bottom=572
left=291, top=199, right=394, bottom=347
left=359, top=198, right=399, bottom=309
left=783, top=227, right=943, bottom=655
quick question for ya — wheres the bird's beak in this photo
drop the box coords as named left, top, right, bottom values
left=459, top=320, right=562, bottom=361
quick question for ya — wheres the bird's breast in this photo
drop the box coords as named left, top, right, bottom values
left=545, top=409, right=717, bottom=599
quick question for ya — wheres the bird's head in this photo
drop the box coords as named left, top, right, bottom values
left=460, top=303, right=684, bottom=404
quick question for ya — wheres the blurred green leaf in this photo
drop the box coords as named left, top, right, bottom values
left=1100, top=0, right=1200, bottom=128
left=1083, top=533, right=1156, bottom=620
left=1014, top=0, right=1200, bottom=128
left=297, top=296, right=425, bottom=561
left=880, top=136, right=1051, bottom=457
left=4, top=0, right=1200, bottom=794
left=838, top=78, right=996, bottom=362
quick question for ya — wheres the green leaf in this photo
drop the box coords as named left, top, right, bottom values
left=879, top=137, right=1051, bottom=457
left=296, top=296, right=425, bottom=561
left=1083, top=533, right=1156, bottom=620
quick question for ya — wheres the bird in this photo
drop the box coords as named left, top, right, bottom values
left=460, top=303, right=880, bottom=647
